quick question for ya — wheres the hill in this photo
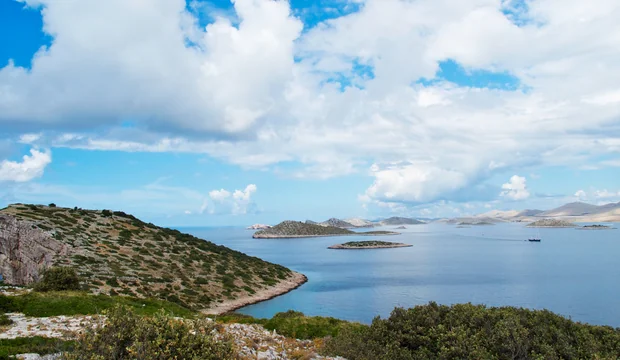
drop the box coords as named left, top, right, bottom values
left=538, top=202, right=603, bottom=217
left=379, top=217, right=424, bottom=225
left=253, top=221, right=400, bottom=238
left=319, top=218, right=356, bottom=228
left=0, top=204, right=304, bottom=313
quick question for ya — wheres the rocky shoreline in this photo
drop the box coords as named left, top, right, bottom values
left=202, top=271, right=308, bottom=315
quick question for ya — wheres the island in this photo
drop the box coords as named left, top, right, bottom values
left=246, top=223, right=271, bottom=230
left=526, top=219, right=576, bottom=228
left=328, top=240, right=412, bottom=249
left=253, top=221, right=400, bottom=238
left=457, top=221, right=494, bottom=226
left=395, top=226, right=407, bottom=229
left=577, top=224, right=615, bottom=230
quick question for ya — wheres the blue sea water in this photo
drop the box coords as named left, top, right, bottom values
left=182, top=223, right=620, bottom=327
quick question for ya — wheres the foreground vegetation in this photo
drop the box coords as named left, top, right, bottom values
left=0, top=204, right=297, bottom=310
left=1, top=294, right=618, bottom=359
left=323, top=302, right=620, bottom=360
left=63, top=306, right=234, bottom=360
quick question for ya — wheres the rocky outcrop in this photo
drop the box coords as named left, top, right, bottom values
left=0, top=215, right=69, bottom=285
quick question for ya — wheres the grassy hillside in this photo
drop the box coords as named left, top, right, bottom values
left=0, top=204, right=295, bottom=310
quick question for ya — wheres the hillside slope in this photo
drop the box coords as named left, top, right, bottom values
left=0, top=204, right=304, bottom=312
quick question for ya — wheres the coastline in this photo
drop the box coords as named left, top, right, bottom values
left=201, top=271, right=308, bottom=315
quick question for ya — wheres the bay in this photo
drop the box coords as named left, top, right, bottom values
left=182, top=223, right=620, bottom=327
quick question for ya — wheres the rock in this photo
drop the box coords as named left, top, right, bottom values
left=0, top=215, right=69, bottom=285
left=247, top=224, right=272, bottom=230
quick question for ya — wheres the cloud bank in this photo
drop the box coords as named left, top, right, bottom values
left=2, top=0, right=620, bottom=210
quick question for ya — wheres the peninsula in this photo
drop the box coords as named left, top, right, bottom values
left=253, top=221, right=400, bottom=238
left=526, top=219, right=576, bottom=228
left=0, top=204, right=305, bottom=314
left=328, top=240, right=412, bottom=249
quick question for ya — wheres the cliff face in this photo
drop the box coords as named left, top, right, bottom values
left=0, top=214, right=69, bottom=285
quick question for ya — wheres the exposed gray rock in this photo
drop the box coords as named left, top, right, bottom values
left=0, top=215, right=69, bottom=285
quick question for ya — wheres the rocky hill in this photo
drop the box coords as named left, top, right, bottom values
left=0, top=204, right=304, bottom=312
left=527, top=219, right=576, bottom=228
left=319, top=218, right=355, bottom=228
left=253, top=221, right=400, bottom=238
left=379, top=217, right=424, bottom=225
left=345, top=218, right=375, bottom=227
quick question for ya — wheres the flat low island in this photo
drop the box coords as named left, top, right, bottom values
left=328, top=240, right=412, bottom=249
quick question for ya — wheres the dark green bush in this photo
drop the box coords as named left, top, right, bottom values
left=33, top=267, right=81, bottom=292
left=323, top=302, right=620, bottom=360
left=0, top=313, right=12, bottom=326
left=0, top=337, right=74, bottom=359
left=48, top=203, right=56, bottom=208
left=62, top=306, right=234, bottom=360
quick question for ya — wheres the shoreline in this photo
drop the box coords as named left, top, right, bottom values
left=201, top=271, right=308, bottom=315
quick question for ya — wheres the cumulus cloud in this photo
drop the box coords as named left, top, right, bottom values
left=0, top=149, right=52, bottom=182
left=2, top=0, right=620, bottom=209
left=207, top=184, right=258, bottom=215
left=500, top=175, right=530, bottom=200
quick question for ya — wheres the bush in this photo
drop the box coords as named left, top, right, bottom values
left=33, top=267, right=81, bottom=292
left=323, top=302, right=620, bottom=360
left=62, top=306, right=234, bottom=360
left=0, top=313, right=12, bottom=326
left=0, top=337, right=74, bottom=359
left=48, top=203, right=56, bottom=208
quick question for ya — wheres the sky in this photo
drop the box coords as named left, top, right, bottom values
left=0, top=0, right=619, bottom=226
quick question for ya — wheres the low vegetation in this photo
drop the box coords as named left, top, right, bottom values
left=0, top=204, right=297, bottom=310
left=322, top=302, right=620, bottom=360
left=0, top=291, right=195, bottom=318
left=217, top=310, right=363, bottom=340
left=33, top=267, right=81, bottom=292
left=62, top=306, right=234, bottom=360
left=0, top=337, right=74, bottom=360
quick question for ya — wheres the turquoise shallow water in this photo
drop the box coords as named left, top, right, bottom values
left=182, top=223, right=620, bottom=327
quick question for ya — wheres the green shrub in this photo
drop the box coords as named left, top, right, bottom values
left=323, top=302, right=620, bottom=360
left=62, top=306, right=234, bottom=360
left=48, top=203, right=57, bottom=208
left=33, top=267, right=81, bottom=292
left=0, top=313, right=12, bottom=326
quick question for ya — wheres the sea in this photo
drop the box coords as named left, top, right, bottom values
left=181, top=223, right=620, bottom=327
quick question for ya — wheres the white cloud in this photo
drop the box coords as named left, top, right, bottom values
left=207, top=184, right=258, bottom=215
left=500, top=175, right=530, bottom=200
left=209, top=189, right=231, bottom=202
left=2, top=0, right=620, bottom=209
left=0, top=149, right=52, bottom=182
left=574, top=189, right=587, bottom=199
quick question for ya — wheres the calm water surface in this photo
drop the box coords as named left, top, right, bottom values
left=182, top=223, right=620, bottom=327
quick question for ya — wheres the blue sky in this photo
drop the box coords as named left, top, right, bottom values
left=1, top=0, right=619, bottom=226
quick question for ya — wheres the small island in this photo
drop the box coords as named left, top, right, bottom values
left=577, top=224, right=615, bottom=230
left=526, top=219, right=576, bottom=228
left=457, top=221, right=494, bottom=226
left=253, top=221, right=400, bottom=238
left=395, top=226, right=407, bottom=229
left=328, top=241, right=412, bottom=249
